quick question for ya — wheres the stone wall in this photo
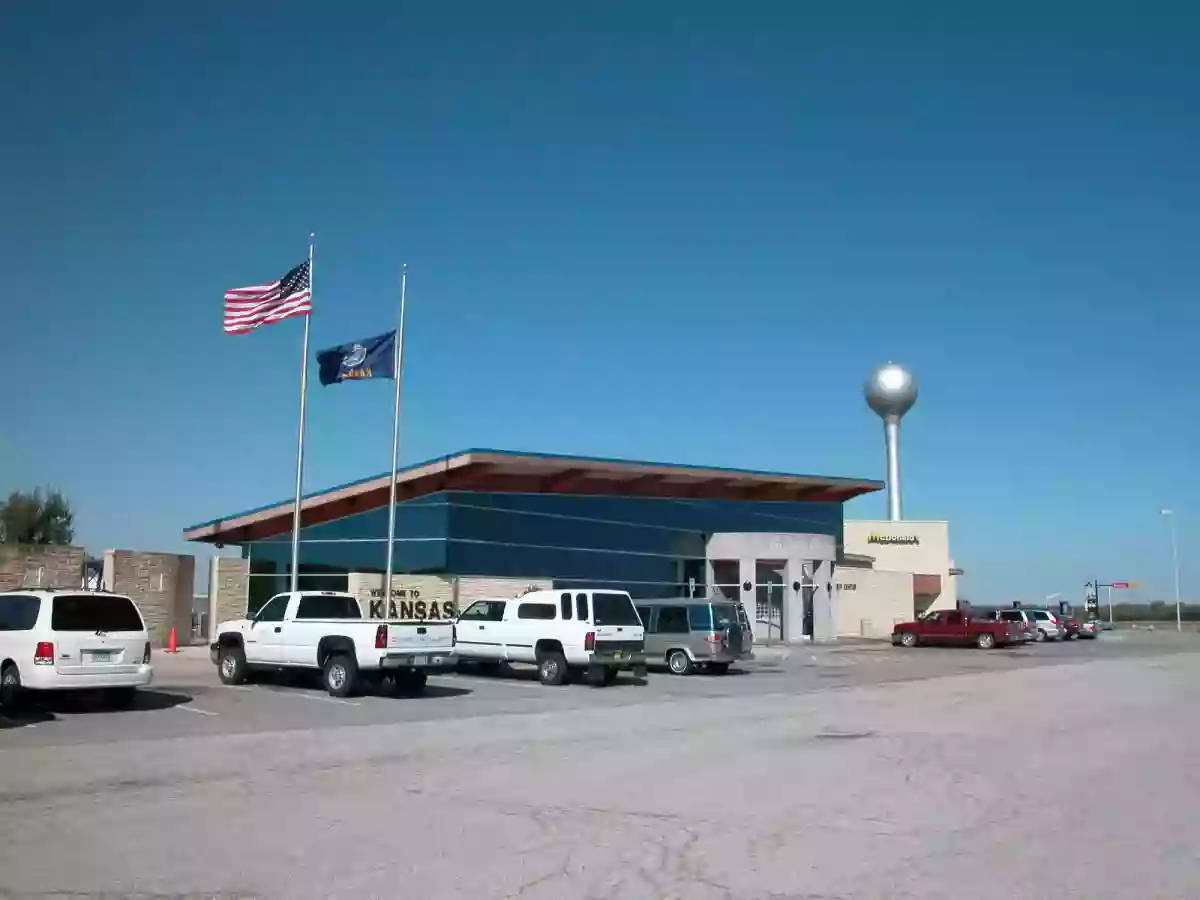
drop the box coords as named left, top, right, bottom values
left=0, top=545, right=85, bottom=591
left=208, top=556, right=249, bottom=640
left=105, top=550, right=195, bottom=646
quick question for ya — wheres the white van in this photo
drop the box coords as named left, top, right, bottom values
left=454, top=588, right=647, bottom=686
left=0, top=590, right=153, bottom=710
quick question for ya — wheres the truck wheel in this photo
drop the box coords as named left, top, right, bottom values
left=708, top=662, right=730, bottom=675
left=323, top=653, right=358, bottom=698
left=0, top=663, right=22, bottom=710
left=976, top=633, right=996, bottom=650
left=667, top=650, right=693, bottom=675
left=395, top=671, right=428, bottom=695
left=537, top=651, right=567, bottom=686
left=900, top=632, right=918, bottom=648
left=218, top=647, right=248, bottom=685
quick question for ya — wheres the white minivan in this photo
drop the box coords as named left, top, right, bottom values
left=0, top=590, right=153, bottom=710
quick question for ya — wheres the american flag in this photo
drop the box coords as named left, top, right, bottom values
left=223, top=260, right=312, bottom=334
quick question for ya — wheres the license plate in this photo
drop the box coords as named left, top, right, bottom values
left=412, top=655, right=427, bottom=666
left=85, top=650, right=113, bottom=663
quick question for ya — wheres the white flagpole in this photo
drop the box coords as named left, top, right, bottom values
left=381, top=264, right=408, bottom=617
left=289, top=234, right=315, bottom=593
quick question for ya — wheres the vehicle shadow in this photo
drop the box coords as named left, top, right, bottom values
left=250, top=670, right=473, bottom=700
left=0, top=706, right=55, bottom=729
left=0, top=688, right=194, bottom=728
left=382, top=684, right=473, bottom=700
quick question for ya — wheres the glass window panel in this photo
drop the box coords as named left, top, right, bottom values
left=657, top=606, right=689, bottom=634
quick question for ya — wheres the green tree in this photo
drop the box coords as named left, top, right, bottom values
left=0, top=488, right=74, bottom=545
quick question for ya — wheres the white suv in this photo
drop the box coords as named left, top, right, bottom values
left=0, top=590, right=153, bottom=710
left=454, top=589, right=648, bottom=686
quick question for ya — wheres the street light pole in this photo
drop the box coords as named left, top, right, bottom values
left=1161, top=509, right=1181, bottom=632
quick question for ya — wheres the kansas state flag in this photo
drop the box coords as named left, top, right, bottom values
left=316, top=330, right=396, bottom=386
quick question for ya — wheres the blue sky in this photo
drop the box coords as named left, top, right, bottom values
left=2, top=2, right=1197, bottom=604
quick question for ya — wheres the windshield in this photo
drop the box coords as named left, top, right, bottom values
left=592, top=592, right=641, bottom=626
left=51, top=594, right=144, bottom=632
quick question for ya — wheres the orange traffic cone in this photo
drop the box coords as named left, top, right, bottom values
left=166, top=626, right=180, bottom=653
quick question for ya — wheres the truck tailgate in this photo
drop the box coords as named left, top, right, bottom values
left=386, top=621, right=454, bottom=652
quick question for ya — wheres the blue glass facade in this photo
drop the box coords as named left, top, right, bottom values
left=246, top=490, right=843, bottom=610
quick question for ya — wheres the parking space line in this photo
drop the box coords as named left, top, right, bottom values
left=176, top=706, right=219, bottom=716
left=281, top=692, right=361, bottom=707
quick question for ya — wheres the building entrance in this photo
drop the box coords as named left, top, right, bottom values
left=755, top=560, right=786, bottom=642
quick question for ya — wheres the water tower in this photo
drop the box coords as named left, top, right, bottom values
left=864, top=363, right=918, bottom=521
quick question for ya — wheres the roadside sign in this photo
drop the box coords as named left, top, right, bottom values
left=1111, top=582, right=1131, bottom=589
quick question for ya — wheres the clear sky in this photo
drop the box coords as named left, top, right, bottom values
left=2, top=2, right=1197, bottom=605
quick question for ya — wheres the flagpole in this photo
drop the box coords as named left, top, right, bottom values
left=381, top=264, right=408, bottom=617
left=289, top=234, right=315, bottom=593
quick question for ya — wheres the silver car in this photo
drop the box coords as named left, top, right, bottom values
left=633, top=598, right=750, bottom=675
left=1028, top=608, right=1066, bottom=642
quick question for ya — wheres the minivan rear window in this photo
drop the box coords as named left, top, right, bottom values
left=0, top=595, right=40, bottom=631
left=51, top=594, right=144, bottom=632
left=592, top=592, right=640, bottom=626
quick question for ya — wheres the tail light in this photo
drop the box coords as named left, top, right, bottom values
left=584, top=631, right=596, bottom=652
left=704, top=632, right=724, bottom=644
left=34, top=642, right=54, bottom=665
left=375, top=624, right=387, bottom=649
left=142, top=642, right=152, bottom=664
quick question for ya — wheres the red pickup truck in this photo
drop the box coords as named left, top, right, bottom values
left=893, top=609, right=1016, bottom=649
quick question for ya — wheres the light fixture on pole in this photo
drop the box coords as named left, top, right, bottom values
left=864, top=363, right=918, bottom=522
left=1160, top=509, right=1181, bottom=633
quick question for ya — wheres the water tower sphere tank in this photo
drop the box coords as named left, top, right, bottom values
left=864, top=363, right=918, bottom=419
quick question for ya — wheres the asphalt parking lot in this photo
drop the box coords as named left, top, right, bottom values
left=0, top=630, right=1180, bottom=747
left=2, top=632, right=1198, bottom=899
left=0, top=628, right=1180, bottom=748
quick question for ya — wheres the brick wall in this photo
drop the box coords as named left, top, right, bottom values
left=105, top=550, right=195, bottom=646
left=208, top=557, right=249, bottom=639
left=0, top=545, right=85, bottom=591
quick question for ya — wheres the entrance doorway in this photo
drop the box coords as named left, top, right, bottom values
left=755, top=560, right=786, bottom=642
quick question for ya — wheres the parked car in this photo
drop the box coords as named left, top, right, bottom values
left=893, top=609, right=1017, bottom=649
left=211, top=590, right=454, bottom=697
left=633, top=598, right=750, bottom=675
left=0, top=590, right=153, bottom=710
left=983, top=608, right=1037, bottom=643
left=453, top=589, right=647, bottom=686
left=1028, top=609, right=1066, bottom=642
left=1078, top=619, right=1101, bottom=639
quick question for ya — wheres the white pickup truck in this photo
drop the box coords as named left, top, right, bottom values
left=210, top=590, right=454, bottom=697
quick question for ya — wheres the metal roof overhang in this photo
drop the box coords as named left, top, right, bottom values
left=182, top=448, right=884, bottom=545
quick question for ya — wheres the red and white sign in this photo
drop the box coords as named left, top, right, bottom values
left=1111, top=582, right=1131, bottom=589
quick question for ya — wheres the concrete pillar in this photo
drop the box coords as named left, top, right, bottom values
left=738, top=556, right=755, bottom=638
left=783, top=558, right=807, bottom=643
left=811, top=559, right=835, bottom=642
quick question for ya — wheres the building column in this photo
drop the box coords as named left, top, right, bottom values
left=783, top=558, right=806, bottom=643
left=738, top=556, right=757, bottom=640
left=811, top=559, right=835, bottom=642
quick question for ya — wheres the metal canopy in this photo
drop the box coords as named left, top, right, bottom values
left=182, top=448, right=883, bottom=545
